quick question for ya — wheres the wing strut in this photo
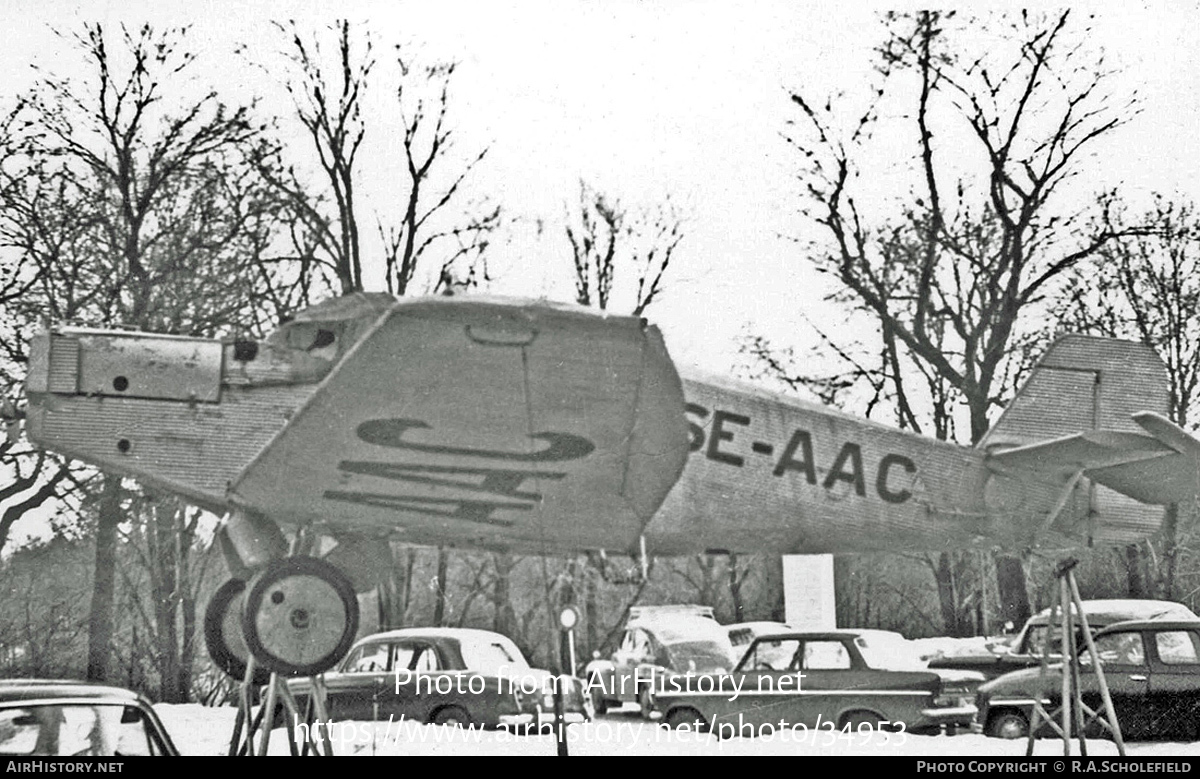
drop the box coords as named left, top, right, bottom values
left=1038, top=469, right=1086, bottom=539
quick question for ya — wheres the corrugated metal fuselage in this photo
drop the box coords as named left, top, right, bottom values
left=23, top=298, right=1169, bottom=558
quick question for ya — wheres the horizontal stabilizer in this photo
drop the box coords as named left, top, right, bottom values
left=987, top=431, right=1174, bottom=480
left=1133, top=411, right=1200, bottom=457
left=988, top=413, right=1200, bottom=506
left=980, top=335, right=1176, bottom=544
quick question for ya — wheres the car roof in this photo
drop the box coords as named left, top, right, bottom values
left=629, top=605, right=715, bottom=621
left=352, top=627, right=516, bottom=645
left=1094, top=619, right=1200, bottom=635
left=726, top=621, right=790, bottom=635
left=843, top=628, right=907, bottom=641
left=629, top=616, right=733, bottom=647
left=629, top=614, right=721, bottom=629
left=0, top=680, right=146, bottom=706
left=749, top=631, right=867, bottom=642
left=1029, top=599, right=1196, bottom=625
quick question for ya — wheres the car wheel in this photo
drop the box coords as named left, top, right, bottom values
left=839, top=711, right=885, bottom=731
left=431, top=705, right=472, bottom=727
left=664, top=707, right=708, bottom=732
left=987, top=710, right=1029, bottom=740
left=638, top=685, right=656, bottom=719
left=588, top=675, right=609, bottom=715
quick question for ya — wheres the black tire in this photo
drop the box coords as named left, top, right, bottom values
left=839, top=710, right=886, bottom=731
left=987, top=710, right=1030, bottom=740
left=204, top=578, right=273, bottom=685
left=588, top=673, right=609, bottom=715
left=638, top=684, right=656, bottom=719
left=431, top=705, right=472, bottom=727
left=242, top=557, right=360, bottom=677
left=664, top=707, right=708, bottom=732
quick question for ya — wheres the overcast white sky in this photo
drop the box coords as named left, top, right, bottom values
left=3, top=0, right=1199, bottom=377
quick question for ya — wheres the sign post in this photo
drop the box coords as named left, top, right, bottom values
left=556, top=606, right=580, bottom=757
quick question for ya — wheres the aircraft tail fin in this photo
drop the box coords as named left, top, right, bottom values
left=982, top=335, right=1169, bottom=450
left=982, top=335, right=1174, bottom=545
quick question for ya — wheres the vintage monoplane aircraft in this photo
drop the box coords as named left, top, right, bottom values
left=20, top=293, right=1200, bottom=680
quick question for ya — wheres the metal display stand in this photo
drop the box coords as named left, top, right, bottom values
left=1025, top=559, right=1126, bottom=757
left=228, top=659, right=335, bottom=756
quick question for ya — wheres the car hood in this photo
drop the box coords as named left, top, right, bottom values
left=930, top=667, right=987, bottom=686
left=979, top=664, right=1062, bottom=697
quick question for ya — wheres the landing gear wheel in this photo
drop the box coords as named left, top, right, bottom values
left=204, top=578, right=272, bottom=685
left=242, top=556, right=359, bottom=677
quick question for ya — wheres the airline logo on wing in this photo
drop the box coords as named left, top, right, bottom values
left=323, top=418, right=595, bottom=526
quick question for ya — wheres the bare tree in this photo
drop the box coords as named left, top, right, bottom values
left=114, top=499, right=217, bottom=702
left=2, top=23, right=305, bottom=686
left=267, top=21, right=501, bottom=297
left=565, top=180, right=682, bottom=315
left=770, top=10, right=1140, bottom=632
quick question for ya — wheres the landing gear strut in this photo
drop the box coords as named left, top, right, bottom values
left=203, top=521, right=360, bottom=755
left=588, top=536, right=652, bottom=585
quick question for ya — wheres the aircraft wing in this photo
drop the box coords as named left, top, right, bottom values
left=228, top=297, right=689, bottom=555
left=987, top=421, right=1200, bottom=505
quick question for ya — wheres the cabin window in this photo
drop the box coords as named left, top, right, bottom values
left=1155, top=630, right=1200, bottom=665
left=1091, top=632, right=1146, bottom=666
left=803, top=640, right=852, bottom=670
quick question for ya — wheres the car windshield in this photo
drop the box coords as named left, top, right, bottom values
left=459, top=638, right=531, bottom=674
left=0, top=703, right=162, bottom=757
left=1024, top=625, right=1091, bottom=657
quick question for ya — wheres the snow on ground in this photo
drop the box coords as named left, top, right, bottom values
left=910, top=636, right=1009, bottom=660
left=154, top=703, right=1200, bottom=757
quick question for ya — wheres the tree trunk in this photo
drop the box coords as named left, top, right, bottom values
left=492, top=553, right=515, bottom=637
left=993, top=553, right=1031, bottom=632
left=179, top=570, right=196, bottom=704
left=932, top=552, right=961, bottom=637
left=1124, top=543, right=1147, bottom=598
left=153, top=506, right=181, bottom=703
left=727, top=553, right=745, bottom=622
left=401, top=548, right=415, bottom=620
left=1158, top=504, right=1180, bottom=600
left=87, top=476, right=122, bottom=682
left=584, top=561, right=599, bottom=660
left=433, top=547, right=449, bottom=626
left=763, top=555, right=785, bottom=622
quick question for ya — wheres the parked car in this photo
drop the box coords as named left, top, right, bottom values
left=727, top=621, right=791, bottom=664
left=0, top=680, right=179, bottom=756
left=846, top=628, right=984, bottom=728
left=929, top=600, right=1198, bottom=681
left=586, top=605, right=736, bottom=718
left=283, top=628, right=591, bottom=731
left=975, top=619, right=1200, bottom=741
left=653, top=630, right=977, bottom=737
